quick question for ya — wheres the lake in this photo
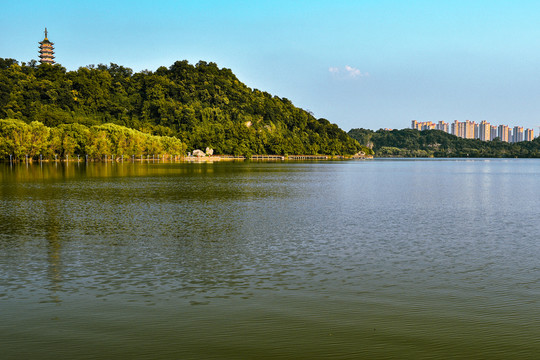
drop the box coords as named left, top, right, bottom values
left=1, top=159, right=539, bottom=359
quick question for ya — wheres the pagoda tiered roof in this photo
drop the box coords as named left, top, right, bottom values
left=39, top=28, right=55, bottom=64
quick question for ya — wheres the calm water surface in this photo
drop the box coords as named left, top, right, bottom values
left=1, top=159, right=539, bottom=359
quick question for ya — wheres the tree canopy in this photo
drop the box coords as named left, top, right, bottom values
left=1, top=58, right=367, bottom=157
left=0, top=119, right=185, bottom=160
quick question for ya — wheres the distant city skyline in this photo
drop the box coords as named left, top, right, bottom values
left=3, top=1, right=540, bottom=132
left=411, top=120, right=536, bottom=142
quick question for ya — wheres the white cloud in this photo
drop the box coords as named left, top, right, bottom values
left=329, top=65, right=368, bottom=79
left=345, top=65, right=362, bottom=77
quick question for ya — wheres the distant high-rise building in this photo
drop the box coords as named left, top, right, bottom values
left=436, top=121, right=448, bottom=133
left=457, top=121, right=464, bottom=138
left=524, top=128, right=534, bottom=141
left=513, top=126, right=524, bottom=143
left=451, top=120, right=459, bottom=136
left=422, top=121, right=435, bottom=130
left=411, top=120, right=438, bottom=131
left=464, top=120, right=475, bottom=139
left=38, top=28, right=55, bottom=64
left=490, top=125, right=498, bottom=141
left=479, top=120, right=490, bottom=141
left=498, top=125, right=509, bottom=142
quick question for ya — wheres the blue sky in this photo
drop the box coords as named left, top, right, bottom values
left=2, top=0, right=540, bottom=132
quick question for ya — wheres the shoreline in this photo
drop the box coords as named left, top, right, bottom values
left=1, top=154, right=374, bottom=163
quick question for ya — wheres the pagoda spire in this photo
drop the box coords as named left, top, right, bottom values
left=39, top=27, right=55, bottom=64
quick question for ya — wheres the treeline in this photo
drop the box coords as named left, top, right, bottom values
left=0, top=58, right=367, bottom=156
left=348, top=128, right=540, bottom=158
left=0, top=119, right=185, bottom=160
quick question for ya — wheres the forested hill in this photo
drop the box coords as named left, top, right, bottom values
left=349, top=128, right=540, bottom=158
left=0, top=58, right=367, bottom=156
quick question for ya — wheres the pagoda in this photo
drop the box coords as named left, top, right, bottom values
left=38, top=28, right=55, bottom=64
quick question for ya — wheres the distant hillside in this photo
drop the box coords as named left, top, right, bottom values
left=348, top=128, right=540, bottom=158
left=0, top=58, right=368, bottom=157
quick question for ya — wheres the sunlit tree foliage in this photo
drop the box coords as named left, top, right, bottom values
left=1, top=58, right=367, bottom=158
